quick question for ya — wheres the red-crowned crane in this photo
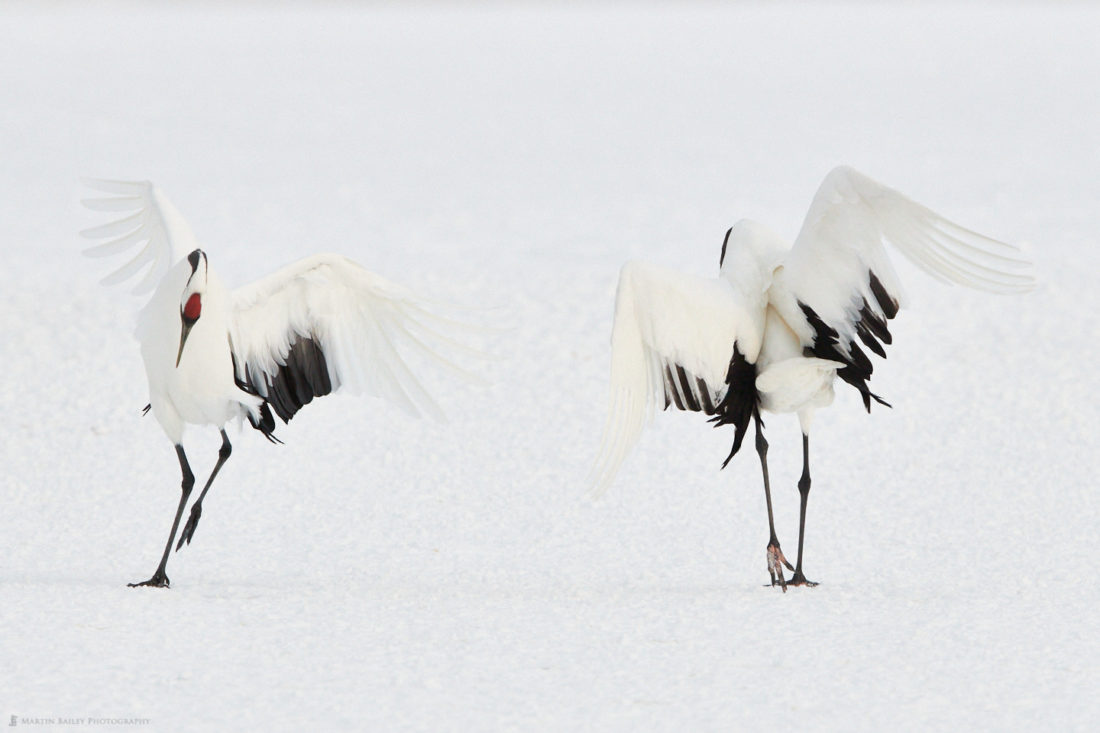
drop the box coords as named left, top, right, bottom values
left=590, top=166, right=1034, bottom=590
left=82, top=180, right=472, bottom=588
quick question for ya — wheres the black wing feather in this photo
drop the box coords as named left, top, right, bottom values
left=798, top=269, right=897, bottom=412
left=661, top=344, right=760, bottom=469
left=236, top=335, right=336, bottom=439
left=708, top=344, right=759, bottom=468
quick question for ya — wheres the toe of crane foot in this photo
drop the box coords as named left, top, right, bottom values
left=128, top=570, right=170, bottom=588
left=786, top=572, right=818, bottom=587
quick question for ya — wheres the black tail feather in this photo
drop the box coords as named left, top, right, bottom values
left=248, top=403, right=282, bottom=444
left=709, top=343, right=759, bottom=470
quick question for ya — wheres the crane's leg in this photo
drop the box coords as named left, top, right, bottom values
left=129, top=444, right=194, bottom=588
left=788, top=432, right=818, bottom=587
left=754, top=412, right=792, bottom=591
left=176, top=430, right=232, bottom=551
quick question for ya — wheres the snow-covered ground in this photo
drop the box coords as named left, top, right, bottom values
left=2, top=2, right=1098, bottom=730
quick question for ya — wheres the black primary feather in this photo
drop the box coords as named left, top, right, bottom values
left=797, top=269, right=898, bottom=412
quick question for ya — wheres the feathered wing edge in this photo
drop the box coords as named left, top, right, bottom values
left=230, top=254, right=481, bottom=428
left=790, top=167, right=1034, bottom=316
left=79, top=179, right=199, bottom=295
left=588, top=264, right=660, bottom=497
left=775, top=166, right=1035, bottom=410
left=587, top=261, right=761, bottom=497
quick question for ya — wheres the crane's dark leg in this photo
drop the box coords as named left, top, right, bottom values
left=176, top=429, right=232, bottom=551
left=788, top=432, right=818, bottom=587
left=754, top=411, right=793, bottom=591
left=129, top=444, right=194, bottom=588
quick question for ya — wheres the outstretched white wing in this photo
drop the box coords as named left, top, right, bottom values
left=80, top=179, right=199, bottom=295
left=769, top=166, right=1035, bottom=409
left=231, top=254, right=472, bottom=423
left=589, top=261, right=766, bottom=496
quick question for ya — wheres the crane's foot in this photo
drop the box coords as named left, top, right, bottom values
left=128, top=569, right=170, bottom=588
left=787, top=570, right=818, bottom=587
left=176, top=504, right=202, bottom=551
left=767, top=542, right=792, bottom=592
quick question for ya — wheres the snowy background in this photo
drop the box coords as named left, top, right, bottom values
left=2, top=2, right=1098, bottom=731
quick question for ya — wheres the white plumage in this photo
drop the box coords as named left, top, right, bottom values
left=82, top=179, right=472, bottom=588
left=229, top=253, right=461, bottom=425
left=590, top=166, right=1034, bottom=589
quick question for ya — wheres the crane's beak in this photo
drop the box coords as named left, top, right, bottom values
left=176, top=319, right=195, bottom=368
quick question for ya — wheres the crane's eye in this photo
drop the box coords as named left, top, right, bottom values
left=183, top=293, right=202, bottom=321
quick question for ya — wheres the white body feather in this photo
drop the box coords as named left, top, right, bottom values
left=137, top=259, right=261, bottom=443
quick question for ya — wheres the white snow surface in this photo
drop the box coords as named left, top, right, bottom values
left=2, top=2, right=1098, bottom=731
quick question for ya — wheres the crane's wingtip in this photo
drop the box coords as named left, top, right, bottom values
left=80, top=178, right=155, bottom=198
left=583, top=461, right=617, bottom=502
left=583, top=482, right=610, bottom=504
left=80, top=176, right=152, bottom=187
